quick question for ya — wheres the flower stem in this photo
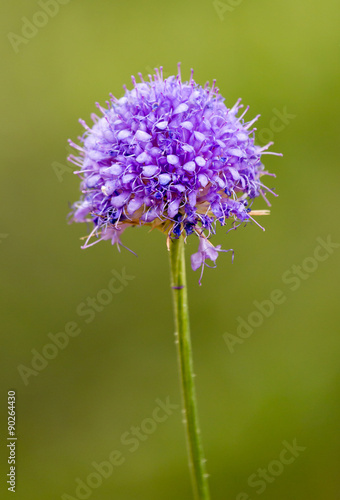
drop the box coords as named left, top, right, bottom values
left=169, top=235, right=211, bottom=500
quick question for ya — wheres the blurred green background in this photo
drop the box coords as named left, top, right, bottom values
left=1, top=0, right=340, bottom=499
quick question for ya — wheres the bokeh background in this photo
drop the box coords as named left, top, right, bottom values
left=1, top=0, right=340, bottom=499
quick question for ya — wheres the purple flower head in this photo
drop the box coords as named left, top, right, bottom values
left=68, top=64, right=280, bottom=281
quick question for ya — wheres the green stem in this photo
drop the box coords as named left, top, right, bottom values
left=169, top=235, right=211, bottom=500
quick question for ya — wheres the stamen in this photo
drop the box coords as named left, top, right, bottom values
left=154, top=67, right=160, bottom=80
left=248, top=215, right=266, bottom=231
left=81, top=225, right=101, bottom=249
left=260, top=190, right=272, bottom=207
left=256, top=141, right=274, bottom=152
left=258, top=183, right=278, bottom=197
left=236, top=105, right=250, bottom=123
left=230, top=98, right=242, bottom=114
left=67, top=139, right=84, bottom=152
left=261, top=152, right=283, bottom=156
left=78, top=119, right=91, bottom=132
left=95, top=102, right=106, bottom=114
left=91, top=113, right=100, bottom=123
left=109, top=93, right=118, bottom=103
left=244, top=115, right=260, bottom=130
left=209, top=79, right=217, bottom=97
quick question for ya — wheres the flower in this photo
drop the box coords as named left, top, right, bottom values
left=68, top=64, right=280, bottom=280
left=191, top=237, right=234, bottom=285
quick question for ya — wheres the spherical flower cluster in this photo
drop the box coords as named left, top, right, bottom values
left=68, top=65, right=279, bottom=282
